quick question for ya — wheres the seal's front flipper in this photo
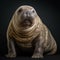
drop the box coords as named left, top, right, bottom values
left=5, top=39, right=16, bottom=58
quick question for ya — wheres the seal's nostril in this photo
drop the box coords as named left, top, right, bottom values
left=26, top=11, right=29, bottom=15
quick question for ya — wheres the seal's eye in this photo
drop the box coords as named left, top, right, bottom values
left=18, top=8, right=23, bottom=13
left=32, top=10, right=35, bottom=13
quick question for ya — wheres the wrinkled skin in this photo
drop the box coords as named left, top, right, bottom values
left=5, top=5, right=57, bottom=58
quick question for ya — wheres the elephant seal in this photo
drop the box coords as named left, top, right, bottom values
left=6, top=5, right=57, bottom=58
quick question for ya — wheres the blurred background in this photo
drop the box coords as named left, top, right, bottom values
left=0, top=0, right=60, bottom=57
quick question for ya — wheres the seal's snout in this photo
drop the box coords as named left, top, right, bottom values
left=22, top=10, right=34, bottom=20
left=24, top=11, right=31, bottom=17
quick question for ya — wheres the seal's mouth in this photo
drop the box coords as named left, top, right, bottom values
left=20, top=17, right=34, bottom=27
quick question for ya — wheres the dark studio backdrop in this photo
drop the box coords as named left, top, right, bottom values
left=0, top=0, right=60, bottom=59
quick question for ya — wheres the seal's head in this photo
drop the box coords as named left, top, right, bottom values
left=16, top=5, right=37, bottom=28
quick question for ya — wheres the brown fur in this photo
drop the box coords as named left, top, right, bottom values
left=6, top=5, right=57, bottom=58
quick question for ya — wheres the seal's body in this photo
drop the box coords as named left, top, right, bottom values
left=6, top=5, right=57, bottom=58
